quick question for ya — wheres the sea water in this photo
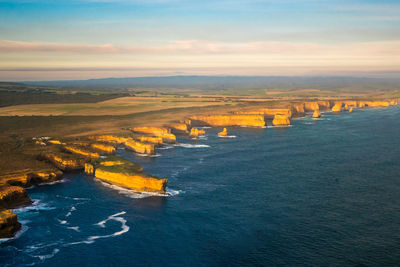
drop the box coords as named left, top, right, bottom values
left=1, top=106, right=400, bottom=266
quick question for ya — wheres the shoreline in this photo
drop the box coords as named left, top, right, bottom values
left=0, top=98, right=398, bottom=238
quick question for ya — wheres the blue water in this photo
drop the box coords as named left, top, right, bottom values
left=1, top=107, right=400, bottom=266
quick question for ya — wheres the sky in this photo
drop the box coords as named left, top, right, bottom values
left=0, top=0, right=399, bottom=81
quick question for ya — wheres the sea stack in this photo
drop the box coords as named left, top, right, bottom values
left=218, top=128, right=228, bottom=136
left=272, top=114, right=291, bottom=126
left=189, top=128, right=205, bottom=139
left=312, top=109, right=322, bottom=118
left=332, top=103, right=342, bottom=113
left=349, top=107, right=353, bottom=113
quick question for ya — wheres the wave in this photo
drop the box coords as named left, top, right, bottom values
left=13, top=199, right=55, bottom=213
left=218, top=135, right=236, bottom=138
left=38, top=179, right=65, bottom=186
left=66, top=226, right=80, bottom=232
left=193, top=126, right=211, bottom=129
left=34, top=248, right=60, bottom=261
left=0, top=222, right=29, bottom=243
left=158, top=145, right=174, bottom=150
left=267, top=125, right=293, bottom=128
left=95, top=179, right=179, bottom=198
left=240, top=125, right=267, bottom=128
left=65, top=211, right=129, bottom=246
left=175, top=143, right=210, bottom=148
left=135, top=153, right=161, bottom=157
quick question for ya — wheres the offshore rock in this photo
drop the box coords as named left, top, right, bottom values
left=0, top=210, right=21, bottom=238
left=191, top=115, right=265, bottom=127
left=218, top=128, right=228, bottom=136
left=0, top=185, right=31, bottom=209
left=312, top=109, right=322, bottom=118
left=189, top=128, right=205, bottom=139
left=332, top=103, right=342, bottom=112
left=272, top=114, right=291, bottom=126
left=349, top=107, right=354, bottom=113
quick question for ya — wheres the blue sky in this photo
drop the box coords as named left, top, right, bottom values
left=0, top=0, right=399, bottom=80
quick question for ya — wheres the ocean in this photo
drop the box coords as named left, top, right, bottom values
left=1, top=106, right=400, bottom=266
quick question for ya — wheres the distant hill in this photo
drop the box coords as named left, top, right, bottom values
left=23, top=75, right=400, bottom=92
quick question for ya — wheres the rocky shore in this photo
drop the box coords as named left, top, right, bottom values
left=0, top=98, right=398, bottom=238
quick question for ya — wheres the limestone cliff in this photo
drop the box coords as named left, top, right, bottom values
left=218, top=128, right=228, bottom=136
left=88, top=156, right=166, bottom=194
left=332, top=103, right=342, bottom=112
left=136, top=136, right=163, bottom=145
left=131, top=127, right=176, bottom=143
left=312, top=109, right=322, bottom=118
left=0, top=186, right=31, bottom=209
left=272, top=114, right=291, bottom=126
left=189, top=128, right=206, bottom=139
left=90, top=143, right=116, bottom=154
left=40, top=152, right=86, bottom=171
left=0, top=170, right=63, bottom=187
left=292, top=103, right=305, bottom=115
left=304, top=102, right=320, bottom=112
left=191, top=115, right=265, bottom=127
left=169, top=123, right=189, bottom=134
left=349, top=107, right=353, bottom=113
left=0, top=210, right=21, bottom=238
left=64, top=146, right=100, bottom=159
left=124, top=139, right=155, bottom=155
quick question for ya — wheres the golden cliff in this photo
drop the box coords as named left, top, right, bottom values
left=91, top=135, right=156, bottom=155
left=131, top=127, right=176, bottom=143
left=64, top=146, right=100, bottom=159
left=332, top=103, right=342, bottom=112
left=169, top=123, right=189, bottom=134
left=272, top=114, right=291, bottom=126
left=39, top=152, right=86, bottom=171
left=312, top=109, right=322, bottom=118
left=304, top=102, right=320, bottom=112
left=0, top=210, right=21, bottom=238
left=136, top=136, right=163, bottom=146
left=191, top=115, right=265, bottom=127
left=0, top=170, right=63, bottom=187
left=90, top=143, right=116, bottom=154
left=86, top=156, right=167, bottom=194
left=189, top=128, right=206, bottom=139
left=0, top=185, right=30, bottom=209
left=218, top=128, right=228, bottom=136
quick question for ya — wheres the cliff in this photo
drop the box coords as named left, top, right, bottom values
left=90, top=143, right=116, bottom=154
left=0, top=170, right=63, bottom=187
left=218, top=128, right=228, bottom=136
left=40, top=152, right=86, bottom=171
left=292, top=103, right=305, bottom=115
left=136, top=136, right=163, bottom=146
left=349, top=107, right=353, bottom=113
left=191, top=115, right=265, bottom=127
left=64, top=146, right=100, bottom=159
left=189, top=128, right=206, bottom=139
left=272, top=114, right=291, bottom=126
left=131, top=127, right=176, bottom=143
left=304, top=102, right=320, bottom=112
left=169, top=123, right=189, bottom=134
left=332, top=103, right=342, bottom=112
left=0, top=185, right=31, bottom=209
left=87, top=156, right=166, bottom=194
left=124, top=139, right=155, bottom=155
left=312, top=109, right=322, bottom=118
left=0, top=210, right=21, bottom=238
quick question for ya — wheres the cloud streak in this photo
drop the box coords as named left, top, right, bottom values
left=1, top=39, right=400, bottom=57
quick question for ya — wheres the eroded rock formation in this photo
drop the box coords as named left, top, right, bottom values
left=272, top=114, right=291, bottom=126
left=312, top=109, right=322, bottom=118
left=191, top=115, right=265, bottom=127
left=218, top=128, right=228, bottom=136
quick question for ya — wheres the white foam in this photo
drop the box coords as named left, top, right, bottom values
left=240, top=125, right=267, bottom=128
left=158, top=145, right=174, bottom=150
left=135, top=153, right=161, bottom=157
left=193, top=126, right=211, bottom=129
left=218, top=135, right=236, bottom=138
left=34, top=248, right=60, bottom=261
left=58, top=219, right=68, bottom=225
left=267, top=125, right=293, bottom=128
left=0, top=223, right=29, bottom=243
left=175, top=143, right=210, bottom=148
left=38, top=179, right=65, bottom=186
left=66, top=226, right=80, bottom=232
left=13, top=199, right=55, bottom=212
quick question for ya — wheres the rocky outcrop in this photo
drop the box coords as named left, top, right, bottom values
left=349, top=107, right=353, bottom=113
left=390, top=100, right=398, bottom=106
left=364, top=101, right=390, bottom=108
left=87, top=156, right=167, bottom=194
left=84, top=163, right=95, bottom=176
left=272, top=114, right=291, bottom=126
left=131, top=127, right=176, bottom=143
left=191, top=115, right=265, bottom=127
left=0, top=210, right=21, bottom=238
left=124, top=139, right=155, bottom=155
left=332, top=103, right=342, bottom=112
left=189, top=128, right=206, bottom=139
left=0, top=170, right=63, bottom=187
left=64, top=146, right=100, bottom=159
left=292, top=103, right=305, bottom=115
left=90, top=143, right=116, bottom=154
left=136, top=136, right=163, bottom=146
left=343, top=104, right=349, bottom=111
left=39, top=152, right=86, bottom=171
left=304, top=102, right=320, bottom=112
left=218, top=128, right=228, bottom=136
left=48, top=140, right=63, bottom=145
left=317, top=101, right=331, bottom=110
left=312, top=109, right=322, bottom=118
left=0, top=186, right=30, bottom=209
left=169, top=123, right=189, bottom=134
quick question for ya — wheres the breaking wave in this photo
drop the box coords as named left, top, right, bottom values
left=175, top=143, right=210, bottom=148
left=218, top=135, right=236, bottom=138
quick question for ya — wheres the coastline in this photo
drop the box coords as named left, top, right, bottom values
left=0, top=98, right=398, bottom=238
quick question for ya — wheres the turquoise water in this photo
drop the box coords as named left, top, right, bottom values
left=1, top=107, right=400, bottom=266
